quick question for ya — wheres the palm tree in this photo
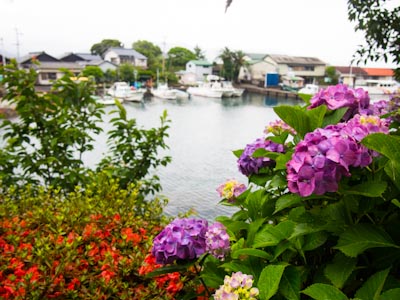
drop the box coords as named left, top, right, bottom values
left=232, top=50, right=248, bottom=83
left=219, top=47, right=234, bottom=81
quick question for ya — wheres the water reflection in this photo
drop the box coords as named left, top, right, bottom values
left=91, top=92, right=298, bottom=220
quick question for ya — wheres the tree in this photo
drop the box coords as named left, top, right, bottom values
left=81, top=65, right=104, bottom=83
left=132, top=40, right=162, bottom=71
left=117, top=63, right=135, bottom=83
left=219, top=47, right=234, bottom=81
left=325, top=66, right=339, bottom=84
left=347, top=0, right=400, bottom=80
left=167, top=47, right=196, bottom=70
left=194, top=45, right=206, bottom=60
left=232, top=50, right=247, bottom=83
left=90, top=39, right=123, bottom=58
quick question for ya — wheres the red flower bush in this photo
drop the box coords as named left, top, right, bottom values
left=0, top=179, right=184, bottom=299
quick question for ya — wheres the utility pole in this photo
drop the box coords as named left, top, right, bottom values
left=15, top=28, right=22, bottom=61
left=0, top=38, right=6, bottom=66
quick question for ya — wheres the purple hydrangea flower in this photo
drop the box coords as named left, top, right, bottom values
left=238, top=138, right=285, bottom=176
left=216, top=179, right=246, bottom=203
left=152, top=218, right=208, bottom=264
left=286, top=114, right=389, bottom=197
left=308, top=84, right=371, bottom=121
left=205, top=222, right=230, bottom=260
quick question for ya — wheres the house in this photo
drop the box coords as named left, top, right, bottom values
left=239, top=53, right=326, bottom=86
left=334, top=66, right=368, bottom=87
left=18, top=51, right=85, bottom=85
left=59, top=52, right=102, bottom=62
left=362, top=68, right=395, bottom=81
left=185, top=60, right=213, bottom=81
left=103, top=47, right=147, bottom=68
left=19, top=51, right=59, bottom=68
left=31, top=62, right=84, bottom=85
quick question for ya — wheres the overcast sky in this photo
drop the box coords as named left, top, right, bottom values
left=1, top=0, right=397, bottom=68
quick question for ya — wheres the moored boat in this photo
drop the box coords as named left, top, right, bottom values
left=107, top=82, right=144, bottom=102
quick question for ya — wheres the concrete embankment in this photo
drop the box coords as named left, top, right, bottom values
left=235, top=84, right=301, bottom=100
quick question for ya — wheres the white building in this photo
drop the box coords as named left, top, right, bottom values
left=103, top=47, right=147, bottom=68
left=185, top=60, right=213, bottom=81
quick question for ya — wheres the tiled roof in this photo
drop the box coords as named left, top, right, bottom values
left=334, top=66, right=368, bottom=76
left=268, top=54, right=325, bottom=65
left=75, top=53, right=102, bottom=61
left=362, top=68, right=394, bottom=76
left=106, top=47, right=147, bottom=59
left=32, top=61, right=83, bottom=70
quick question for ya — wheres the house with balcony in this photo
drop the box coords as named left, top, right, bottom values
left=103, top=47, right=147, bottom=68
left=239, top=53, right=326, bottom=86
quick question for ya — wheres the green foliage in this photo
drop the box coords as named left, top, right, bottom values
left=0, top=60, right=171, bottom=196
left=132, top=40, right=162, bottom=71
left=0, top=61, right=103, bottom=191
left=117, top=63, right=136, bottom=83
left=167, top=47, right=197, bottom=69
left=193, top=45, right=206, bottom=60
left=90, top=38, right=123, bottom=58
left=347, top=0, right=400, bottom=80
left=325, top=66, right=339, bottom=84
left=98, top=102, right=171, bottom=195
left=82, top=65, right=105, bottom=83
left=152, top=94, right=400, bottom=299
left=219, top=47, right=248, bottom=82
left=0, top=175, right=174, bottom=299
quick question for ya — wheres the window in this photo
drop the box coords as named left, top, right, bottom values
left=41, top=72, right=57, bottom=80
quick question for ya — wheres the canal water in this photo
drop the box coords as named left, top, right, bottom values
left=85, top=91, right=389, bottom=220
left=85, top=92, right=299, bottom=220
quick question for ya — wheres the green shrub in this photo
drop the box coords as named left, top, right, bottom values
left=0, top=172, right=179, bottom=299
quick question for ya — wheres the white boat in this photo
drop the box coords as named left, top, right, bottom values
left=355, top=79, right=399, bottom=95
left=171, top=89, right=190, bottom=99
left=222, top=81, right=244, bottom=97
left=92, top=95, right=122, bottom=105
left=298, top=84, right=320, bottom=95
left=107, top=82, right=144, bottom=102
left=187, top=84, right=224, bottom=98
left=151, top=84, right=177, bottom=100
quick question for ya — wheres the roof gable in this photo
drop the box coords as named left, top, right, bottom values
left=245, top=53, right=268, bottom=61
left=334, top=66, right=368, bottom=76
left=19, top=51, right=59, bottom=64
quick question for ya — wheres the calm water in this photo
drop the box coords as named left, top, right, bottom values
left=87, top=92, right=390, bottom=220
left=84, top=92, right=300, bottom=220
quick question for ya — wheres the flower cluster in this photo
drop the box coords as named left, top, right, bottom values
left=264, top=119, right=296, bottom=135
left=308, top=84, right=370, bottom=121
left=152, top=218, right=230, bottom=264
left=205, top=222, right=231, bottom=260
left=217, top=179, right=246, bottom=202
left=139, top=254, right=184, bottom=296
left=213, top=272, right=259, bottom=300
left=238, top=138, right=285, bottom=176
left=287, top=114, right=389, bottom=197
left=0, top=185, right=172, bottom=300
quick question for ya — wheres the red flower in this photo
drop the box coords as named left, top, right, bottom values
left=67, top=278, right=80, bottom=290
left=121, top=228, right=141, bottom=244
